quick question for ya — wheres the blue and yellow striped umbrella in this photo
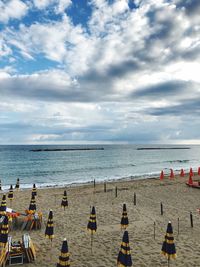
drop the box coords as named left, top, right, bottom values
left=45, top=210, right=54, bottom=243
left=57, top=238, right=70, bottom=267
left=61, top=190, right=68, bottom=210
left=161, top=221, right=176, bottom=266
left=117, top=230, right=132, bottom=267
left=87, top=206, right=97, bottom=234
left=8, top=185, right=14, bottom=201
left=121, top=203, right=129, bottom=230
left=0, top=216, right=9, bottom=247
left=87, top=206, right=97, bottom=250
left=32, top=183, right=37, bottom=197
left=28, top=193, right=36, bottom=213
left=0, top=194, right=7, bottom=216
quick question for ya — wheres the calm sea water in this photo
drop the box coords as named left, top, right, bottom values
left=0, top=144, right=199, bottom=189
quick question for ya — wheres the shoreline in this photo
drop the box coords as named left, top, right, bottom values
left=1, top=173, right=161, bottom=192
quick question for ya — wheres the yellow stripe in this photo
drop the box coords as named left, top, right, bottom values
left=61, top=252, right=70, bottom=257
left=120, top=248, right=131, bottom=255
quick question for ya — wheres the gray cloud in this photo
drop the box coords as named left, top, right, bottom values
left=131, top=80, right=195, bottom=99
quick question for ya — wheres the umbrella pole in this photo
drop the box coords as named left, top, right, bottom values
left=168, top=256, right=170, bottom=267
left=91, top=233, right=93, bottom=253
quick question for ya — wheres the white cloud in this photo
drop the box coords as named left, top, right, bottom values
left=0, top=0, right=28, bottom=23
left=33, top=0, right=71, bottom=13
left=55, top=0, right=71, bottom=14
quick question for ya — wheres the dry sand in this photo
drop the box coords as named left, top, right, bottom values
left=2, top=174, right=200, bottom=266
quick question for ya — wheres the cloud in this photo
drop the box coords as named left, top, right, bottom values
left=0, top=0, right=28, bottom=24
left=1, top=0, right=200, bottom=144
left=33, top=0, right=71, bottom=13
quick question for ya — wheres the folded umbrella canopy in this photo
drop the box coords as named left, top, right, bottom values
left=121, top=203, right=129, bottom=230
left=45, top=210, right=54, bottom=245
left=87, top=206, right=97, bottom=251
left=61, top=190, right=68, bottom=210
left=0, top=194, right=7, bottom=217
left=28, top=194, right=36, bottom=214
left=8, top=185, right=14, bottom=206
left=0, top=215, right=9, bottom=247
left=161, top=221, right=176, bottom=267
left=32, top=184, right=37, bottom=197
left=57, top=238, right=70, bottom=267
left=117, top=230, right=132, bottom=266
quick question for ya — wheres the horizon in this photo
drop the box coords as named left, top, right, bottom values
left=0, top=0, right=200, bottom=144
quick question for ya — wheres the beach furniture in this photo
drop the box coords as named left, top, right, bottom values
left=87, top=206, right=97, bottom=251
left=121, top=203, right=129, bottom=230
left=117, top=230, right=132, bottom=266
left=45, top=210, right=54, bottom=245
left=57, top=238, right=70, bottom=267
left=0, top=234, right=36, bottom=266
left=61, top=190, right=68, bottom=210
left=161, top=221, right=176, bottom=267
left=21, top=212, right=42, bottom=231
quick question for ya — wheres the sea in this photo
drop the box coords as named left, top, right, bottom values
left=0, top=144, right=200, bottom=190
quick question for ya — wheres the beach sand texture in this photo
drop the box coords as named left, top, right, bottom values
left=2, top=174, right=200, bottom=266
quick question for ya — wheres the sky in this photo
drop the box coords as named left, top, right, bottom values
left=0, top=0, right=200, bottom=144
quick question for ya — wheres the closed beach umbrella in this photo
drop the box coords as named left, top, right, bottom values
left=121, top=203, right=129, bottom=230
left=15, top=178, right=20, bottom=189
left=189, top=168, right=194, bottom=177
left=188, top=174, right=193, bottom=185
left=87, top=206, right=97, bottom=250
left=0, top=216, right=9, bottom=247
left=8, top=185, right=14, bottom=205
left=45, top=210, right=54, bottom=244
left=32, top=183, right=37, bottom=197
left=57, top=238, right=70, bottom=267
left=198, top=167, right=200, bottom=176
left=117, top=230, right=132, bottom=267
left=0, top=194, right=7, bottom=216
left=169, top=169, right=174, bottom=179
left=180, top=169, right=184, bottom=177
left=28, top=194, right=36, bottom=214
left=61, top=190, right=68, bottom=210
left=160, top=170, right=164, bottom=180
left=161, top=221, right=176, bottom=266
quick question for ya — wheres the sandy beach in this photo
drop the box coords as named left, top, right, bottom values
left=2, top=174, right=200, bottom=267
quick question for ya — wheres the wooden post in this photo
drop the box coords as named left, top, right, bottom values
left=115, top=186, right=118, bottom=198
left=104, top=181, right=106, bottom=193
left=190, top=212, right=193, bottom=228
left=93, top=179, right=96, bottom=189
left=134, top=193, right=136, bottom=205
left=177, top=217, right=179, bottom=236
left=153, top=222, right=156, bottom=240
left=160, top=202, right=163, bottom=215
